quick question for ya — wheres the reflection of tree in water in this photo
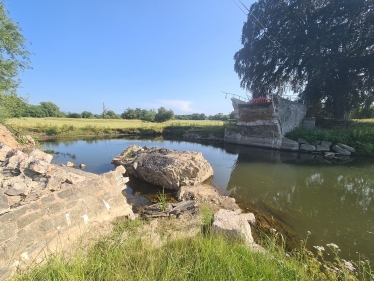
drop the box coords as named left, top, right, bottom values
left=226, top=147, right=374, bottom=261
left=53, top=152, right=76, bottom=160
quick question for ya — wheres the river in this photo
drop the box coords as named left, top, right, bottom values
left=42, top=137, right=374, bottom=262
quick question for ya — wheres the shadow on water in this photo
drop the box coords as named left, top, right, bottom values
left=42, top=137, right=374, bottom=262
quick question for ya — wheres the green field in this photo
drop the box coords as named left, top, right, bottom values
left=6, top=118, right=228, bottom=139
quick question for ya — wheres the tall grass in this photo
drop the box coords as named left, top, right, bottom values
left=12, top=217, right=372, bottom=281
left=7, top=118, right=227, bottom=139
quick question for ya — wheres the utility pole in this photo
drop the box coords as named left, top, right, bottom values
left=102, top=103, right=107, bottom=119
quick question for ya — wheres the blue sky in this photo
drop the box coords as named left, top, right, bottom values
left=7, top=0, right=254, bottom=115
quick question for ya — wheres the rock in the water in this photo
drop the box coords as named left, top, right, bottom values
left=298, top=138, right=309, bottom=144
left=66, top=161, right=76, bottom=167
left=337, top=143, right=356, bottom=153
left=79, top=164, right=86, bottom=169
left=300, top=144, right=316, bottom=152
left=315, top=145, right=330, bottom=152
left=321, top=141, right=332, bottom=147
left=332, top=145, right=351, bottom=156
left=112, top=145, right=214, bottom=190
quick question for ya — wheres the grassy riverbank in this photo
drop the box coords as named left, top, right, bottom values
left=6, top=118, right=229, bottom=139
left=12, top=216, right=372, bottom=281
left=286, top=119, right=374, bottom=155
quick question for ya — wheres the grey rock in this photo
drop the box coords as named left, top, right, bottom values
left=298, top=138, right=309, bottom=144
left=337, top=143, right=356, bottom=153
left=213, top=209, right=265, bottom=253
left=332, top=145, right=351, bottom=156
left=315, top=145, right=331, bottom=152
left=321, top=141, right=332, bottom=147
left=300, top=144, right=316, bottom=152
left=5, top=181, right=28, bottom=196
left=66, top=161, right=76, bottom=167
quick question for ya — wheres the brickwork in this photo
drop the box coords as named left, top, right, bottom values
left=0, top=143, right=133, bottom=280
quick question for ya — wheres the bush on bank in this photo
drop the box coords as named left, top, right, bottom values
left=286, top=120, right=374, bottom=155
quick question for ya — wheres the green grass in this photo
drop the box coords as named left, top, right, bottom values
left=11, top=217, right=372, bottom=281
left=286, top=119, right=374, bottom=155
left=6, top=118, right=227, bottom=139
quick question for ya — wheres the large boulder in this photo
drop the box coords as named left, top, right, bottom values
left=112, top=145, right=214, bottom=190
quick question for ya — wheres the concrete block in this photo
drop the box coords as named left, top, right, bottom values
left=56, top=188, right=77, bottom=199
left=41, top=194, right=55, bottom=205
left=0, top=195, right=9, bottom=214
left=332, top=145, right=351, bottom=156
left=39, top=216, right=64, bottom=233
left=321, top=141, right=332, bottom=147
left=0, top=206, right=28, bottom=224
left=0, top=224, right=17, bottom=244
left=47, top=202, right=66, bottom=215
left=300, top=144, right=316, bottom=152
left=17, top=209, right=46, bottom=229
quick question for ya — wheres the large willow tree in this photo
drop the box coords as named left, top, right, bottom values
left=234, top=0, right=374, bottom=119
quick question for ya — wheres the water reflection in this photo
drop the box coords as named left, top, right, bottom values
left=43, top=138, right=374, bottom=261
left=225, top=145, right=374, bottom=261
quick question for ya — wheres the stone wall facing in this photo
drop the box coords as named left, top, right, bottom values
left=0, top=143, right=133, bottom=280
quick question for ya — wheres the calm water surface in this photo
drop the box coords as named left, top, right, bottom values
left=43, top=137, right=374, bottom=261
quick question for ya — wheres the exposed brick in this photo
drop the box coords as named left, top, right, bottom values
left=56, top=188, right=76, bottom=199
left=39, top=215, right=64, bottom=233
left=0, top=206, right=29, bottom=224
left=17, top=209, right=46, bottom=229
left=41, top=194, right=56, bottom=204
left=0, top=223, right=17, bottom=244
left=47, top=202, right=66, bottom=215
left=0, top=195, right=9, bottom=213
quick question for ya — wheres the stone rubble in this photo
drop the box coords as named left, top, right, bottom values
left=112, top=145, right=214, bottom=190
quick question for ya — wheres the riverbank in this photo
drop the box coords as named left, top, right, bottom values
left=5, top=118, right=229, bottom=140
left=1, top=127, right=372, bottom=280
left=6, top=117, right=374, bottom=155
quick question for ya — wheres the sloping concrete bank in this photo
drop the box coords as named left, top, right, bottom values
left=0, top=142, right=133, bottom=280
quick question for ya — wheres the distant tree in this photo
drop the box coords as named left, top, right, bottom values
left=94, top=114, right=102, bottom=119
left=67, top=112, right=81, bottom=118
left=121, top=108, right=137, bottom=119
left=24, top=104, right=46, bottom=118
left=155, top=107, right=174, bottom=122
left=234, top=0, right=374, bottom=119
left=105, top=110, right=120, bottom=119
left=39, top=102, right=61, bottom=117
left=141, top=109, right=156, bottom=122
left=0, top=93, right=27, bottom=121
left=81, top=111, right=94, bottom=118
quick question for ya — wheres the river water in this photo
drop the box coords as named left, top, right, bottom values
left=42, top=137, right=374, bottom=262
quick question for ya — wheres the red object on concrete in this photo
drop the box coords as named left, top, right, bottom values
left=249, top=97, right=272, bottom=104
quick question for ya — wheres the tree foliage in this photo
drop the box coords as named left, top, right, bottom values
left=234, top=0, right=374, bottom=119
left=0, top=2, right=30, bottom=93
left=0, top=2, right=30, bottom=123
left=155, top=107, right=174, bottom=122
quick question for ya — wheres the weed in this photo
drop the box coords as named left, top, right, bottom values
left=156, top=188, right=167, bottom=212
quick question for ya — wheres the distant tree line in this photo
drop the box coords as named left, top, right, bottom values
left=175, top=112, right=235, bottom=121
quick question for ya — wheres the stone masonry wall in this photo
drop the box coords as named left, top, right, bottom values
left=0, top=143, right=133, bottom=280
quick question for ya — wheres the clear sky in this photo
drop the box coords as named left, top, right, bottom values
left=6, top=0, right=255, bottom=115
